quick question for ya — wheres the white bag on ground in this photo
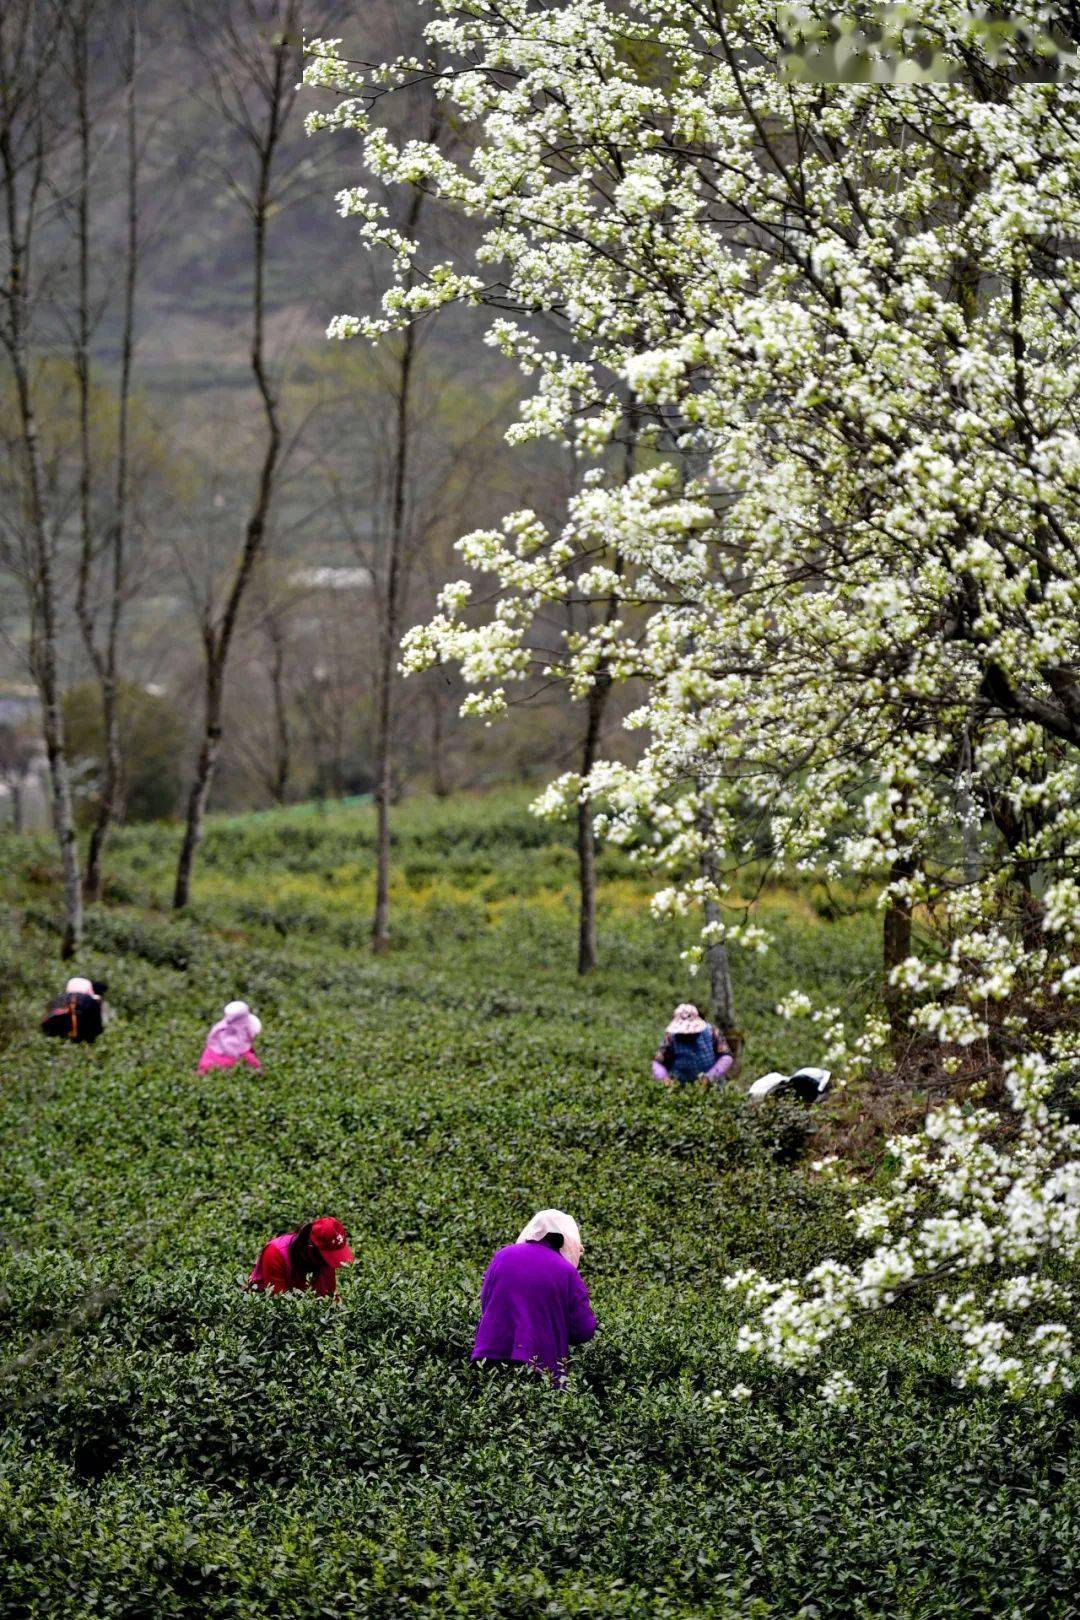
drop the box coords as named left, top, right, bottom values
left=748, top=1067, right=831, bottom=1104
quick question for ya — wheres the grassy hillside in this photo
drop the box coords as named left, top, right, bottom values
left=0, top=793, right=1076, bottom=1618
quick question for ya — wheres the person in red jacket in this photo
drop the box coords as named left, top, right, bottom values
left=247, top=1217, right=354, bottom=1298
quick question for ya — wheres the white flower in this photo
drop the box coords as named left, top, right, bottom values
left=818, top=1372, right=857, bottom=1409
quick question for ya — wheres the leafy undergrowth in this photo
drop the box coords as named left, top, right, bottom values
left=0, top=792, right=1076, bottom=1618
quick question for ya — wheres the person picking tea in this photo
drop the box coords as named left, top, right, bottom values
left=198, top=999, right=262, bottom=1072
left=471, top=1208, right=596, bottom=1383
left=40, top=977, right=108, bottom=1045
left=247, top=1217, right=354, bottom=1297
left=652, top=1003, right=733, bottom=1088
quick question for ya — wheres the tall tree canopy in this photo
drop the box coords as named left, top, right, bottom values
left=309, top=0, right=1080, bottom=1398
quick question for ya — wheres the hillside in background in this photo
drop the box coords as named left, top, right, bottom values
left=92, top=1, right=427, bottom=392
left=1, top=0, right=599, bottom=824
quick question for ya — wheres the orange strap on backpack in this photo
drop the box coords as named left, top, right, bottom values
left=67, top=995, right=79, bottom=1040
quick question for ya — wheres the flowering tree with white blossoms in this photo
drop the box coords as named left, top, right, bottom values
left=306, top=1, right=1080, bottom=1396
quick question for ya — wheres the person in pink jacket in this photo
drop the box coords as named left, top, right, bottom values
left=198, top=1000, right=262, bottom=1072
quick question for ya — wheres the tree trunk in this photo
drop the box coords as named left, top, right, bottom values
left=1, top=117, right=83, bottom=956
left=574, top=407, right=636, bottom=976
left=84, top=668, right=122, bottom=902
left=83, top=4, right=138, bottom=903
left=372, top=315, right=417, bottom=953
left=171, top=6, right=292, bottom=908
left=704, top=893, right=737, bottom=1030
left=11, top=777, right=24, bottom=834
left=576, top=669, right=611, bottom=975
left=10, top=371, right=81, bottom=950
left=430, top=679, right=449, bottom=798
left=173, top=691, right=222, bottom=910
left=697, top=798, right=740, bottom=1068
left=958, top=726, right=979, bottom=886
left=41, top=642, right=83, bottom=960
left=269, top=627, right=290, bottom=804
left=883, top=856, right=914, bottom=1034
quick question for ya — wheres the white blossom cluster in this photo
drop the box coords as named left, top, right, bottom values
left=306, top=2, right=1080, bottom=1397
left=726, top=1058, right=1079, bottom=1396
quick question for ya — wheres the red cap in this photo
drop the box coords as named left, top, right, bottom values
left=311, top=1217, right=354, bottom=1267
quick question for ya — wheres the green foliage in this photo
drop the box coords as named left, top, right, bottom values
left=0, top=793, right=1075, bottom=1617
left=63, top=680, right=186, bottom=825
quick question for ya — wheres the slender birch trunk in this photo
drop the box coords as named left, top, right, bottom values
left=173, top=1, right=294, bottom=909
left=371, top=178, right=426, bottom=954
left=81, top=2, right=138, bottom=902
left=0, top=11, right=83, bottom=955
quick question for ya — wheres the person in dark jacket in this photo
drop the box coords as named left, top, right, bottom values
left=472, top=1209, right=596, bottom=1383
left=40, top=977, right=108, bottom=1044
left=652, top=1003, right=732, bottom=1088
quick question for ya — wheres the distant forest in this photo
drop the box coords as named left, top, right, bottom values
left=0, top=0, right=641, bottom=864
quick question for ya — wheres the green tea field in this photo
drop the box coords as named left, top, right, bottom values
left=0, top=793, right=1077, bottom=1618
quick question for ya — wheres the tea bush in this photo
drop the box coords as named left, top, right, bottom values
left=0, top=793, right=1076, bottom=1618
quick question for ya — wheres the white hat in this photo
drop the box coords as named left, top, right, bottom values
left=65, top=977, right=94, bottom=996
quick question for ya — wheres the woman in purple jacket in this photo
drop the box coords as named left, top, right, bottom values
left=471, top=1209, right=597, bottom=1383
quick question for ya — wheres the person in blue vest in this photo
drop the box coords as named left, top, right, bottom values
left=652, top=1003, right=733, bottom=1088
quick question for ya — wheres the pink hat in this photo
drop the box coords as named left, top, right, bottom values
left=667, top=1003, right=708, bottom=1035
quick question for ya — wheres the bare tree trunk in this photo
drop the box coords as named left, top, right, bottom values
left=429, top=679, right=449, bottom=798
left=268, top=620, right=290, bottom=804
left=372, top=282, right=419, bottom=953
left=41, top=662, right=82, bottom=958
left=576, top=669, right=610, bottom=975
left=174, top=677, right=222, bottom=908
left=0, top=22, right=83, bottom=955
left=883, top=855, right=914, bottom=1035
left=82, top=2, right=138, bottom=902
left=172, top=1, right=294, bottom=909
left=11, top=777, right=24, bottom=834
